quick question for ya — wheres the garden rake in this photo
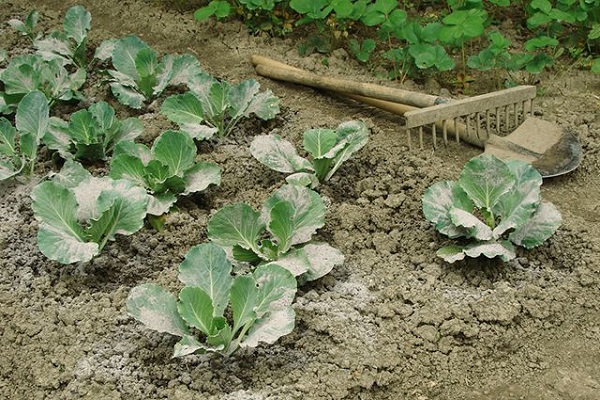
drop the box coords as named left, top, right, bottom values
left=251, top=55, right=582, bottom=178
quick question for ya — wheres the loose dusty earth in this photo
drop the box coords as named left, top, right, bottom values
left=1, top=1, right=599, bottom=399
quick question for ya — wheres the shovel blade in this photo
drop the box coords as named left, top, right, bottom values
left=484, top=117, right=582, bottom=178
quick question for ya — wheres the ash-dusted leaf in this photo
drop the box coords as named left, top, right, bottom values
left=180, top=123, right=218, bottom=141
left=113, top=117, right=143, bottom=145
left=93, top=39, right=117, bottom=61
left=463, top=241, right=516, bottom=261
left=178, top=287, right=215, bottom=336
left=422, top=181, right=474, bottom=238
left=44, top=118, right=74, bottom=159
left=303, top=129, right=338, bottom=159
left=109, top=82, right=145, bottom=109
left=31, top=181, right=98, bottom=263
left=449, top=207, right=493, bottom=240
left=228, top=79, right=260, bottom=119
left=63, top=5, right=91, bottom=45
left=493, top=160, right=542, bottom=237
left=152, top=130, right=196, bottom=177
left=52, top=159, right=90, bottom=188
left=241, top=307, right=295, bottom=348
left=244, top=88, right=280, bottom=120
left=112, top=35, right=148, bottom=81
left=182, top=161, right=221, bottom=195
left=230, top=275, right=258, bottom=334
left=169, top=54, right=203, bottom=86
left=262, top=184, right=325, bottom=246
left=0, top=160, right=21, bottom=181
left=250, top=134, right=313, bottom=174
left=509, top=202, right=561, bottom=249
left=127, top=283, right=189, bottom=337
left=208, top=203, right=264, bottom=253
left=436, top=245, right=467, bottom=263
left=178, top=243, right=233, bottom=317
left=325, top=120, right=369, bottom=181
left=286, top=172, right=320, bottom=188
left=34, top=36, right=73, bottom=65
left=147, top=192, right=177, bottom=216
left=173, top=335, right=206, bottom=358
left=458, top=154, right=515, bottom=211
left=298, top=242, right=344, bottom=281
left=264, top=248, right=310, bottom=277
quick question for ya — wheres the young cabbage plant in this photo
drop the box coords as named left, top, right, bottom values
left=208, top=184, right=344, bottom=282
left=0, top=91, right=49, bottom=180
left=127, top=242, right=297, bottom=357
left=31, top=160, right=148, bottom=264
left=161, top=73, right=280, bottom=139
left=44, top=101, right=143, bottom=162
left=0, top=54, right=86, bottom=113
left=109, top=130, right=221, bottom=221
left=250, top=120, right=368, bottom=188
left=7, top=10, right=40, bottom=41
left=94, top=35, right=202, bottom=109
left=33, top=5, right=91, bottom=68
left=422, top=154, right=562, bottom=263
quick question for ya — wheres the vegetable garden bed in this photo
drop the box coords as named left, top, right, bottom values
left=1, top=1, right=599, bottom=399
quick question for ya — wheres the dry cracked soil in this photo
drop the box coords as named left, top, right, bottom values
left=1, top=1, right=600, bottom=399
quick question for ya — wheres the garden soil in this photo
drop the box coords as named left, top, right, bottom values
left=1, top=1, right=600, bottom=399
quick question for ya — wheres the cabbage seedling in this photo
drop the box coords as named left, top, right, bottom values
left=0, top=91, right=49, bottom=180
left=208, top=184, right=344, bottom=281
left=44, top=101, right=143, bottom=162
left=109, top=130, right=221, bottom=219
left=161, top=74, right=280, bottom=139
left=127, top=243, right=297, bottom=357
left=0, top=54, right=86, bottom=113
left=94, top=35, right=202, bottom=109
left=7, top=10, right=39, bottom=41
left=31, top=160, right=148, bottom=264
left=422, top=154, right=562, bottom=263
left=33, top=5, right=91, bottom=68
left=250, top=120, right=368, bottom=188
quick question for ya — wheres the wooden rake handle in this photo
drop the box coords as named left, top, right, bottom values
left=251, top=55, right=446, bottom=109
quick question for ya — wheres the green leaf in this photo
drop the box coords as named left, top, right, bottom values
left=525, top=36, right=559, bottom=51
left=230, top=275, right=258, bottom=334
left=85, top=178, right=148, bottom=246
left=178, top=243, right=233, bottom=317
left=63, top=5, right=91, bottom=45
left=151, top=130, right=196, bottom=177
left=127, top=283, right=190, bottom=337
left=492, top=161, right=542, bottom=237
left=178, top=287, right=215, bottom=336
left=113, top=141, right=152, bottom=165
left=31, top=181, right=98, bottom=263
left=592, top=58, right=600, bottom=74
left=207, top=203, right=265, bottom=253
left=16, top=90, right=49, bottom=140
left=250, top=134, right=313, bottom=174
left=135, top=48, right=159, bottom=98
left=458, top=154, right=515, bottom=211
left=262, top=184, right=325, bottom=246
left=161, top=93, right=205, bottom=125
left=324, top=120, right=369, bottom=181
left=268, top=200, right=295, bottom=255
left=509, top=202, right=561, bottom=249
left=303, top=129, right=338, bottom=159
left=110, top=153, right=148, bottom=188
left=0, top=118, right=17, bottom=156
